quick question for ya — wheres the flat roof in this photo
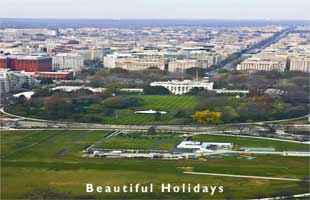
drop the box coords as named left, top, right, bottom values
left=0, top=55, right=51, bottom=60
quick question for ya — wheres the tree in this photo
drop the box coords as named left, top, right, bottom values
left=221, top=106, right=240, bottom=123
left=84, top=58, right=103, bottom=68
left=102, top=96, right=143, bottom=109
left=154, top=112, right=161, bottom=121
left=21, top=82, right=30, bottom=89
left=15, top=95, right=27, bottom=104
left=143, top=86, right=170, bottom=95
left=174, top=110, right=188, bottom=118
left=40, top=78, right=54, bottom=85
left=188, top=87, right=207, bottom=96
left=43, top=96, right=74, bottom=119
left=88, top=104, right=103, bottom=113
left=33, top=88, right=52, bottom=97
left=147, top=127, right=157, bottom=135
left=192, top=110, right=222, bottom=125
left=185, top=67, right=207, bottom=78
left=110, top=67, right=128, bottom=74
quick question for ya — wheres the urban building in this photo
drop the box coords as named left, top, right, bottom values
left=289, top=56, right=310, bottom=73
left=34, top=71, right=74, bottom=79
left=168, top=59, right=208, bottom=72
left=0, top=68, right=38, bottom=99
left=0, top=56, right=52, bottom=72
left=176, top=141, right=233, bottom=152
left=52, top=53, right=84, bottom=71
left=104, top=53, right=166, bottom=70
left=237, top=57, right=287, bottom=72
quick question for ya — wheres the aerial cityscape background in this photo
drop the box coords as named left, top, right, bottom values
left=0, top=1, right=309, bottom=200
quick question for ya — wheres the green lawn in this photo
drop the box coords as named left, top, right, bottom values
left=101, top=135, right=182, bottom=150
left=1, top=130, right=110, bottom=161
left=102, top=95, right=199, bottom=125
left=138, top=95, right=199, bottom=110
left=1, top=130, right=309, bottom=199
left=98, top=95, right=199, bottom=125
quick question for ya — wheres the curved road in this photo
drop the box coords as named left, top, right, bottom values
left=1, top=107, right=309, bottom=128
left=1, top=107, right=309, bottom=144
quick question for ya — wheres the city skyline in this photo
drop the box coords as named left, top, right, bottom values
left=0, top=0, right=309, bottom=20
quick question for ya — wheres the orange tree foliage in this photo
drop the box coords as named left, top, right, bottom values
left=192, top=110, right=222, bottom=124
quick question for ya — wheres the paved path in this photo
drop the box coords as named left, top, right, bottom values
left=189, top=131, right=307, bottom=144
left=90, top=130, right=121, bottom=149
left=184, top=171, right=309, bottom=182
left=0, top=107, right=49, bottom=122
left=250, top=193, right=310, bottom=200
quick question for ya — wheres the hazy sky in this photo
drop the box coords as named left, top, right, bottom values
left=0, top=0, right=309, bottom=20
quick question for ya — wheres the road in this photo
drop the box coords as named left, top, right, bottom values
left=1, top=107, right=309, bottom=142
left=188, top=131, right=307, bottom=144
left=1, top=107, right=308, bottom=128
left=249, top=193, right=310, bottom=200
left=208, top=27, right=293, bottom=73
left=184, top=171, right=309, bottom=182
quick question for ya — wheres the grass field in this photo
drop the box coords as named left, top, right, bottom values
left=1, top=130, right=110, bottom=161
left=103, top=95, right=199, bottom=125
left=101, top=134, right=182, bottom=150
left=138, top=95, right=199, bottom=110
left=1, top=130, right=309, bottom=199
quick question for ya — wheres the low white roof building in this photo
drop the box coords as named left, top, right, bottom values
left=13, top=91, right=35, bottom=100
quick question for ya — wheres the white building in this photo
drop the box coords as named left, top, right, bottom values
left=177, top=141, right=202, bottom=150
left=13, top=91, right=35, bottom=100
left=168, top=59, right=208, bottom=72
left=177, top=141, right=233, bottom=153
left=0, top=69, right=38, bottom=100
left=150, top=79, right=213, bottom=95
left=75, top=49, right=105, bottom=61
left=52, top=53, right=84, bottom=71
left=237, top=57, right=287, bottom=72
left=289, top=56, right=310, bottom=73
left=104, top=53, right=165, bottom=71
left=51, top=86, right=105, bottom=93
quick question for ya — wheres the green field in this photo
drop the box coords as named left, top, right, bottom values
left=101, top=134, right=182, bottom=150
left=1, top=130, right=110, bottom=161
left=138, top=95, right=199, bottom=110
left=103, top=95, right=199, bottom=125
left=1, top=130, right=309, bottom=199
left=192, top=134, right=310, bottom=151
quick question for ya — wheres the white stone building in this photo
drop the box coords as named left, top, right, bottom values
left=289, top=56, right=310, bottom=73
left=104, top=53, right=165, bottom=71
left=52, top=53, right=84, bottom=71
left=237, top=57, right=287, bottom=72
left=150, top=79, right=213, bottom=95
left=168, top=59, right=208, bottom=72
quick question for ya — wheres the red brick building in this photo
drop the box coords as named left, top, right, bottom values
left=34, top=71, right=73, bottom=79
left=0, top=56, right=52, bottom=72
left=0, top=57, right=8, bottom=68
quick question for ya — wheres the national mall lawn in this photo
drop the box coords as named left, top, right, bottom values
left=1, top=130, right=309, bottom=199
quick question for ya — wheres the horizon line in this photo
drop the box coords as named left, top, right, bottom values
left=1, top=17, right=310, bottom=21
